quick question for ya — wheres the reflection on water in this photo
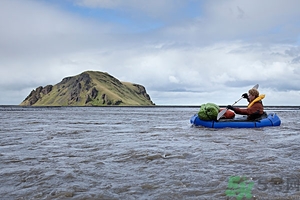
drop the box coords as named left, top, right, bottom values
left=0, top=106, right=300, bottom=199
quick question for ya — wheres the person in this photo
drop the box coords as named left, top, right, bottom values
left=227, top=88, right=265, bottom=120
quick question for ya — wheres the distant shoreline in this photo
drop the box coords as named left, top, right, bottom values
left=1, top=105, right=299, bottom=109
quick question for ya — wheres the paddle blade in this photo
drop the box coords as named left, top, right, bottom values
left=217, top=108, right=227, bottom=120
left=216, top=84, right=259, bottom=121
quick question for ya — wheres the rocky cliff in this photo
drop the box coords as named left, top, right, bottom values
left=20, top=71, right=155, bottom=106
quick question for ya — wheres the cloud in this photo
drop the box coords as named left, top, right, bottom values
left=0, top=0, right=300, bottom=105
left=55, top=41, right=300, bottom=92
left=157, top=0, right=300, bottom=45
left=0, top=0, right=114, bottom=81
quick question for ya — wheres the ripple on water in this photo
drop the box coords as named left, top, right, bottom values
left=0, top=106, right=299, bottom=199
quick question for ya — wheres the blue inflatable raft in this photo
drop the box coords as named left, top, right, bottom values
left=190, top=113, right=281, bottom=128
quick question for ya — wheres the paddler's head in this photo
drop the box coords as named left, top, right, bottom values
left=248, top=88, right=259, bottom=102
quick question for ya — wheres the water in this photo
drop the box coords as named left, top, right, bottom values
left=1, top=106, right=300, bottom=200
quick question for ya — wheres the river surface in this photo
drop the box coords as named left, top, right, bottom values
left=1, top=106, right=300, bottom=200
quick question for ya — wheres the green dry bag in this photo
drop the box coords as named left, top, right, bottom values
left=198, top=103, right=220, bottom=121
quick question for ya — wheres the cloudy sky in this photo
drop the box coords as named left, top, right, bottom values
left=1, top=0, right=300, bottom=106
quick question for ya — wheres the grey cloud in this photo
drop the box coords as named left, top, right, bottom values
left=285, top=47, right=300, bottom=57
left=236, top=6, right=245, bottom=19
left=291, top=56, right=300, bottom=64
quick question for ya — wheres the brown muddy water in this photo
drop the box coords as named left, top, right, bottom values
left=1, top=106, right=300, bottom=200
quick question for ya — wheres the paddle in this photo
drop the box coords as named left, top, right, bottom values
left=216, top=84, right=259, bottom=120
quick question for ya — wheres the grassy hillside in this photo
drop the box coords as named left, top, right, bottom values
left=20, top=71, right=155, bottom=106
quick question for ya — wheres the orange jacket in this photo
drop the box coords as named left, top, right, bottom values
left=233, top=95, right=265, bottom=120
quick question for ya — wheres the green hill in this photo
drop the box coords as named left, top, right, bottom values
left=20, top=71, right=155, bottom=106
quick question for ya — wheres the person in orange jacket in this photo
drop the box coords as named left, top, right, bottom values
left=227, top=88, right=265, bottom=120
